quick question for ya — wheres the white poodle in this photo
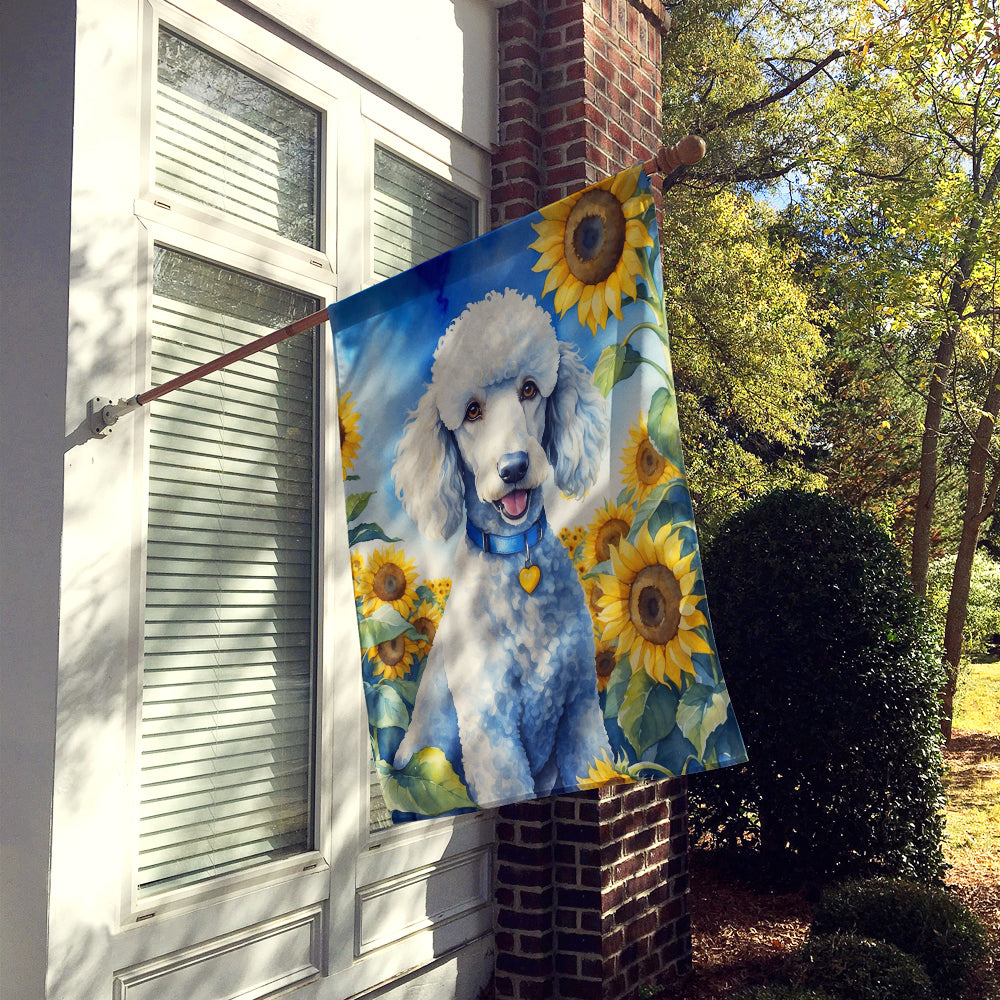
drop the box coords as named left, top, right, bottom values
left=391, top=288, right=613, bottom=809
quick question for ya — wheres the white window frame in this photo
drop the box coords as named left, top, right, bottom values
left=112, top=0, right=496, bottom=993
left=123, top=0, right=340, bottom=931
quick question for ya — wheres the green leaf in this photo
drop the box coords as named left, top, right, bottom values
left=376, top=747, right=477, bottom=815
left=349, top=522, right=400, bottom=546
left=647, top=386, right=683, bottom=468
left=358, top=605, right=423, bottom=649
left=603, top=655, right=632, bottom=720
left=392, top=677, right=419, bottom=707
left=618, top=669, right=679, bottom=756
left=676, top=683, right=731, bottom=759
left=368, top=682, right=411, bottom=730
left=594, top=342, right=644, bottom=396
left=345, top=491, right=374, bottom=523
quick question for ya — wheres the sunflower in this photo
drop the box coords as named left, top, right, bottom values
left=338, top=392, right=362, bottom=476
left=410, top=600, right=441, bottom=655
left=559, top=524, right=586, bottom=560
left=357, top=546, right=418, bottom=618
left=594, top=639, right=619, bottom=693
left=585, top=500, right=634, bottom=568
left=576, top=750, right=636, bottom=789
left=351, top=551, right=366, bottom=602
left=529, top=163, right=654, bottom=334
left=597, top=522, right=713, bottom=687
left=621, top=414, right=683, bottom=504
left=425, top=578, right=452, bottom=608
left=367, top=630, right=419, bottom=682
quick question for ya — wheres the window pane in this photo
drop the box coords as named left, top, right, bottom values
left=139, top=247, right=318, bottom=895
left=156, top=28, right=320, bottom=248
left=372, top=146, right=478, bottom=279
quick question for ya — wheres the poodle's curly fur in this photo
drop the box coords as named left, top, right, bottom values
left=391, top=289, right=613, bottom=808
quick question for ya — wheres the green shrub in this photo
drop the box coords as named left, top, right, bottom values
left=791, top=933, right=933, bottom=1000
left=927, top=550, right=1000, bottom=658
left=692, top=489, right=947, bottom=882
left=811, top=878, right=988, bottom=999
left=732, top=987, right=836, bottom=1000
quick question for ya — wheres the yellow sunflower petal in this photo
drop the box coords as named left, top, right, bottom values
left=610, top=163, right=642, bottom=201
left=679, top=629, right=715, bottom=656
left=616, top=261, right=638, bottom=301
left=541, top=261, right=570, bottom=297
left=554, top=275, right=585, bottom=316
left=623, top=192, right=654, bottom=219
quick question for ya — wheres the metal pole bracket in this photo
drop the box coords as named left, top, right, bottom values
left=88, top=396, right=139, bottom=438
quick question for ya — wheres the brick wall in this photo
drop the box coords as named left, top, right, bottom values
left=492, top=0, right=669, bottom=227
left=494, top=783, right=691, bottom=1000
left=490, top=5, right=690, bottom=998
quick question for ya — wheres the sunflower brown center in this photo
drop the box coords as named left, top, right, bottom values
left=563, top=189, right=627, bottom=285
left=595, top=517, right=630, bottom=562
left=636, top=438, right=667, bottom=485
left=339, top=417, right=346, bottom=449
left=595, top=648, right=617, bottom=681
left=413, top=616, right=437, bottom=645
left=629, top=564, right=681, bottom=645
left=373, top=563, right=406, bottom=603
left=378, top=635, right=406, bottom=667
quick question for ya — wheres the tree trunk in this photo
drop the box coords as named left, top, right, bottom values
left=941, top=377, right=1000, bottom=741
left=910, top=332, right=954, bottom=598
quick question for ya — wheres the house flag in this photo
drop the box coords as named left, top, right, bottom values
left=330, top=164, right=747, bottom=822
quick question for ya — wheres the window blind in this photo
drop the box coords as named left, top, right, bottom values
left=156, top=28, right=320, bottom=249
left=368, top=149, right=478, bottom=831
left=372, top=146, right=478, bottom=280
left=138, top=248, right=318, bottom=895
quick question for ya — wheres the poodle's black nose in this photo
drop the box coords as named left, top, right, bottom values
left=498, top=451, right=529, bottom=484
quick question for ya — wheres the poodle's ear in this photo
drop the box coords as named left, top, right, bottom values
left=392, top=389, right=465, bottom=541
left=544, top=341, right=608, bottom=498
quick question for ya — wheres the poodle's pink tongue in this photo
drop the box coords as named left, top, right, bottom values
left=499, top=489, right=528, bottom=518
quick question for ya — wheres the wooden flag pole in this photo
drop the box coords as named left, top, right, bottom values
left=87, top=136, right=705, bottom=438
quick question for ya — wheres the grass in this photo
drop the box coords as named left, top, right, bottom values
left=955, top=658, right=1000, bottom=734
left=945, top=659, right=1000, bottom=869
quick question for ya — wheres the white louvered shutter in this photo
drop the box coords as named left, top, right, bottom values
left=139, top=28, right=321, bottom=896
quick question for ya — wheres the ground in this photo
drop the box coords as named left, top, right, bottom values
left=668, top=728, right=1000, bottom=1000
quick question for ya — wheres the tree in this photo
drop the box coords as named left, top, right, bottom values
left=658, top=2, right=846, bottom=534
left=806, top=0, right=1000, bottom=736
left=661, top=188, right=825, bottom=535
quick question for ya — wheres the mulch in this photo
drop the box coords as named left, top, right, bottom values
left=664, top=733, right=1000, bottom=1000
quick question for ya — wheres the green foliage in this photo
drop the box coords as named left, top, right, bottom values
left=927, top=550, right=1000, bottom=658
left=790, top=933, right=934, bottom=1000
left=811, top=878, right=988, bottom=999
left=663, top=187, right=827, bottom=538
left=732, top=987, right=835, bottom=1000
left=692, top=488, right=947, bottom=882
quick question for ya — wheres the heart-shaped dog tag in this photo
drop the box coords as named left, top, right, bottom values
left=519, top=565, right=541, bottom=594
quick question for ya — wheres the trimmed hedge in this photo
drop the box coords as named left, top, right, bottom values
left=791, top=933, right=934, bottom=1000
left=693, top=489, right=947, bottom=882
left=811, top=878, right=988, bottom=999
left=732, top=988, right=835, bottom=1000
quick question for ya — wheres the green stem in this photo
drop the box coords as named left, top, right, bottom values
left=627, top=761, right=676, bottom=779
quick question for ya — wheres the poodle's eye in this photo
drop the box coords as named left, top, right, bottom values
left=464, top=399, right=483, bottom=423
left=520, top=380, right=539, bottom=402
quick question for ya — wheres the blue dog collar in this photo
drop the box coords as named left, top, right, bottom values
left=465, top=510, right=547, bottom=556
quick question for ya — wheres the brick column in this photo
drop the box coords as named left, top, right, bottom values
left=493, top=0, right=669, bottom=224
left=491, top=3, right=690, bottom=999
